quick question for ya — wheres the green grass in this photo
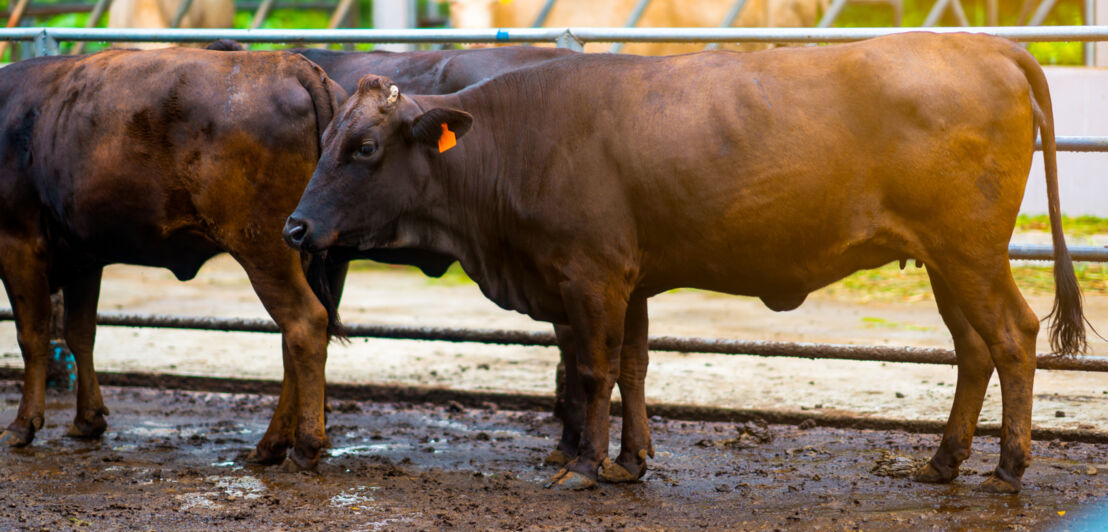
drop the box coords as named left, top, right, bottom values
left=1017, top=214, right=1108, bottom=237
left=351, top=258, right=1108, bottom=303
left=823, top=261, right=1108, bottom=303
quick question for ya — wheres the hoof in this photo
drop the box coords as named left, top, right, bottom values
left=285, top=445, right=321, bottom=471
left=67, top=411, right=108, bottom=439
left=599, top=457, right=642, bottom=484
left=977, top=474, right=1021, bottom=494
left=280, top=454, right=319, bottom=473
left=914, top=462, right=957, bottom=484
left=246, top=446, right=287, bottom=466
left=544, top=449, right=572, bottom=467
left=544, top=468, right=597, bottom=490
left=0, top=424, right=35, bottom=447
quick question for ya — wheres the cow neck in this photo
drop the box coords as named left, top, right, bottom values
left=409, top=88, right=523, bottom=295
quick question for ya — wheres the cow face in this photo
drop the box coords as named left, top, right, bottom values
left=284, top=75, right=472, bottom=254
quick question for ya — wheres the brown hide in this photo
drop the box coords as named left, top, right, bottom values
left=448, top=0, right=822, bottom=53
left=288, top=32, right=1086, bottom=492
left=0, top=48, right=342, bottom=470
left=291, top=46, right=575, bottom=98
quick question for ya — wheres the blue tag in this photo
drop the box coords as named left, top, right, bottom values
left=496, top=29, right=509, bottom=41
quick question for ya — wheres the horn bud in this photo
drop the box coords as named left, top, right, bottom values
left=387, top=85, right=399, bottom=104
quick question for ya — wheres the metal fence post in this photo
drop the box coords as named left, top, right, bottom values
left=70, top=0, right=113, bottom=55
left=610, top=0, right=653, bottom=53
left=707, top=0, right=750, bottom=50
left=32, top=28, right=58, bottom=56
left=531, top=0, right=558, bottom=27
left=1086, top=0, right=1096, bottom=66
left=169, top=0, right=197, bottom=29
left=555, top=29, right=583, bottom=51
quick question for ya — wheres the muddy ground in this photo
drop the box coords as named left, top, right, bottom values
left=3, top=382, right=1108, bottom=531
left=1, top=231, right=1108, bottom=529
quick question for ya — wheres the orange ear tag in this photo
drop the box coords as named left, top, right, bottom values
left=438, top=123, right=457, bottom=153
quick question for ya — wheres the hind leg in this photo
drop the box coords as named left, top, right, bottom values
left=930, top=258, right=1038, bottom=493
left=0, top=239, right=52, bottom=446
left=915, top=266, right=994, bottom=483
left=63, top=267, right=110, bottom=439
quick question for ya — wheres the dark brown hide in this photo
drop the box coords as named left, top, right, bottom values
left=0, top=48, right=342, bottom=470
left=287, top=32, right=1087, bottom=492
left=291, top=46, right=575, bottom=99
left=288, top=45, right=600, bottom=467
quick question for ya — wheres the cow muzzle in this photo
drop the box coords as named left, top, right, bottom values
left=283, top=216, right=315, bottom=251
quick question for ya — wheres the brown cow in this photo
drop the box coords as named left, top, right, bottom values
left=288, top=44, right=591, bottom=462
left=284, top=32, right=1087, bottom=492
left=0, top=48, right=342, bottom=470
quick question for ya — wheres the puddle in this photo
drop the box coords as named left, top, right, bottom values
left=330, top=486, right=375, bottom=507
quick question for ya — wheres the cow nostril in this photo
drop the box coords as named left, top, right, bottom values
left=284, top=218, right=310, bottom=248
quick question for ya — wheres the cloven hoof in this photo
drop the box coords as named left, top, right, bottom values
left=544, top=468, right=597, bottom=490
left=0, top=423, right=36, bottom=447
left=599, top=457, right=642, bottom=483
left=914, top=462, right=957, bottom=484
left=977, top=474, right=1021, bottom=494
left=245, top=446, right=287, bottom=466
left=543, top=449, right=572, bottom=467
left=67, top=410, right=108, bottom=439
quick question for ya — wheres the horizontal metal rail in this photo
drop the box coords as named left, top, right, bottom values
left=1, top=310, right=1106, bottom=372
left=1040, top=136, right=1108, bottom=153
left=3, top=25, right=1108, bottom=45
left=1011, top=244, right=1108, bottom=261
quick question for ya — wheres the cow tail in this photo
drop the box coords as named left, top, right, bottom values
left=294, top=54, right=347, bottom=340
left=304, top=251, right=349, bottom=341
left=1012, top=45, right=1087, bottom=355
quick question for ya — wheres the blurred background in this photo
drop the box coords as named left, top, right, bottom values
left=0, top=0, right=1097, bottom=63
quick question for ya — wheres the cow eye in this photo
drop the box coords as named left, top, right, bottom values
left=354, top=141, right=377, bottom=159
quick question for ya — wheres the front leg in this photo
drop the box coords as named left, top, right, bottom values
left=0, top=239, right=52, bottom=447
left=546, top=323, right=584, bottom=467
left=545, top=280, right=628, bottom=491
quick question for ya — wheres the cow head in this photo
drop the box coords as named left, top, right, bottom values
left=284, top=74, right=472, bottom=256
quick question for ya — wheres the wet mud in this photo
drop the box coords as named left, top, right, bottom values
left=3, top=381, right=1108, bottom=530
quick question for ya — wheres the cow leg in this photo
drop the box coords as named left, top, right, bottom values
left=246, top=342, right=298, bottom=465
left=930, top=259, right=1038, bottom=493
left=234, top=252, right=329, bottom=471
left=545, top=280, right=627, bottom=490
left=0, top=240, right=51, bottom=446
left=915, top=266, right=994, bottom=484
left=600, top=296, right=652, bottom=483
left=63, top=267, right=110, bottom=439
left=545, top=323, right=584, bottom=467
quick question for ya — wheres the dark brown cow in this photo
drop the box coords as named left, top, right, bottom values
left=0, top=48, right=342, bottom=470
left=287, top=44, right=591, bottom=465
left=291, top=46, right=575, bottom=97
left=285, top=32, right=1088, bottom=492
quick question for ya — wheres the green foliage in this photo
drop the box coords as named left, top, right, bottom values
left=1017, top=214, right=1108, bottom=236
left=834, top=0, right=1087, bottom=65
left=822, top=261, right=1107, bottom=303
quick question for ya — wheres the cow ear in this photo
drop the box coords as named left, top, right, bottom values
left=409, top=108, right=473, bottom=151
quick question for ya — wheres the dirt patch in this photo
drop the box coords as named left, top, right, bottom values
left=3, top=382, right=1108, bottom=530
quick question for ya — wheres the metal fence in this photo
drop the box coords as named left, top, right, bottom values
left=0, top=25, right=1106, bottom=374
